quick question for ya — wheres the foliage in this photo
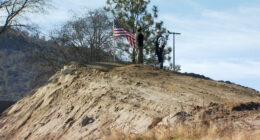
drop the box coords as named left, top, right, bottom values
left=50, top=9, right=114, bottom=62
left=172, top=64, right=182, bottom=72
left=0, top=28, right=115, bottom=101
left=104, top=0, right=172, bottom=64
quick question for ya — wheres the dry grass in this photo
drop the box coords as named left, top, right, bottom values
left=103, top=123, right=260, bottom=140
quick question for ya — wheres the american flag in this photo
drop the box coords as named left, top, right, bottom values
left=113, top=19, right=136, bottom=47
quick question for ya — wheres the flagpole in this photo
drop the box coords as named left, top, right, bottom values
left=113, top=18, right=116, bottom=62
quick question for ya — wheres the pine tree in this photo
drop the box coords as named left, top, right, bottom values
left=105, top=0, right=171, bottom=64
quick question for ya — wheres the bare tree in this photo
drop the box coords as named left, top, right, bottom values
left=51, top=9, right=113, bottom=62
left=0, top=0, right=50, bottom=34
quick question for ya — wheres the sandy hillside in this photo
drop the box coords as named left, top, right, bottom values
left=0, top=62, right=260, bottom=140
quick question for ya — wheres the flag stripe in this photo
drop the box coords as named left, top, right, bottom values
left=113, top=20, right=136, bottom=47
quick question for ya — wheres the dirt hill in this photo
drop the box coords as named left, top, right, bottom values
left=0, top=62, right=260, bottom=140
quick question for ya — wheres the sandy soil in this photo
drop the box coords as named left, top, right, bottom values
left=0, top=62, right=259, bottom=140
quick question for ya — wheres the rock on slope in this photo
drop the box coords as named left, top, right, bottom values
left=0, top=62, right=260, bottom=140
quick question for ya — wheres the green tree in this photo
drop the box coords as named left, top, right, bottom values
left=105, top=0, right=171, bottom=64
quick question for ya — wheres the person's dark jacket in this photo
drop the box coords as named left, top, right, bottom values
left=136, top=32, right=144, bottom=47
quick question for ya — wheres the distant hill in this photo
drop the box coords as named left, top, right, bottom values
left=0, top=62, right=259, bottom=139
left=0, top=29, right=114, bottom=101
left=0, top=101, right=15, bottom=114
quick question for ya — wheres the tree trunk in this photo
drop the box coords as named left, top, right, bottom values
left=132, top=47, right=136, bottom=63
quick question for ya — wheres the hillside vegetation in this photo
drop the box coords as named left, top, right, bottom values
left=0, top=30, right=114, bottom=101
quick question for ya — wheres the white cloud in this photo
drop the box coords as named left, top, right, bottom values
left=23, top=0, right=107, bottom=34
left=19, top=0, right=260, bottom=90
left=179, top=59, right=260, bottom=90
left=160, top=4, right=260, bottom=90
left=180, top=60, right=260, bottom=79
left=162, top=5, right=260, bottom=58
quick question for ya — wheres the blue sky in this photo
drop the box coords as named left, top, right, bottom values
left=26, top=0, right=260, bottom=91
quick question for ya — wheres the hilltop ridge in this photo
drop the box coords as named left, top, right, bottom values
left=0, top=62, right=260, bottom=140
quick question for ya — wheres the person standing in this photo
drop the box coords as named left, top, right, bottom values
left=136, top=26, right=145, bottom=64
left=155, top=29, right=166, bottom=69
